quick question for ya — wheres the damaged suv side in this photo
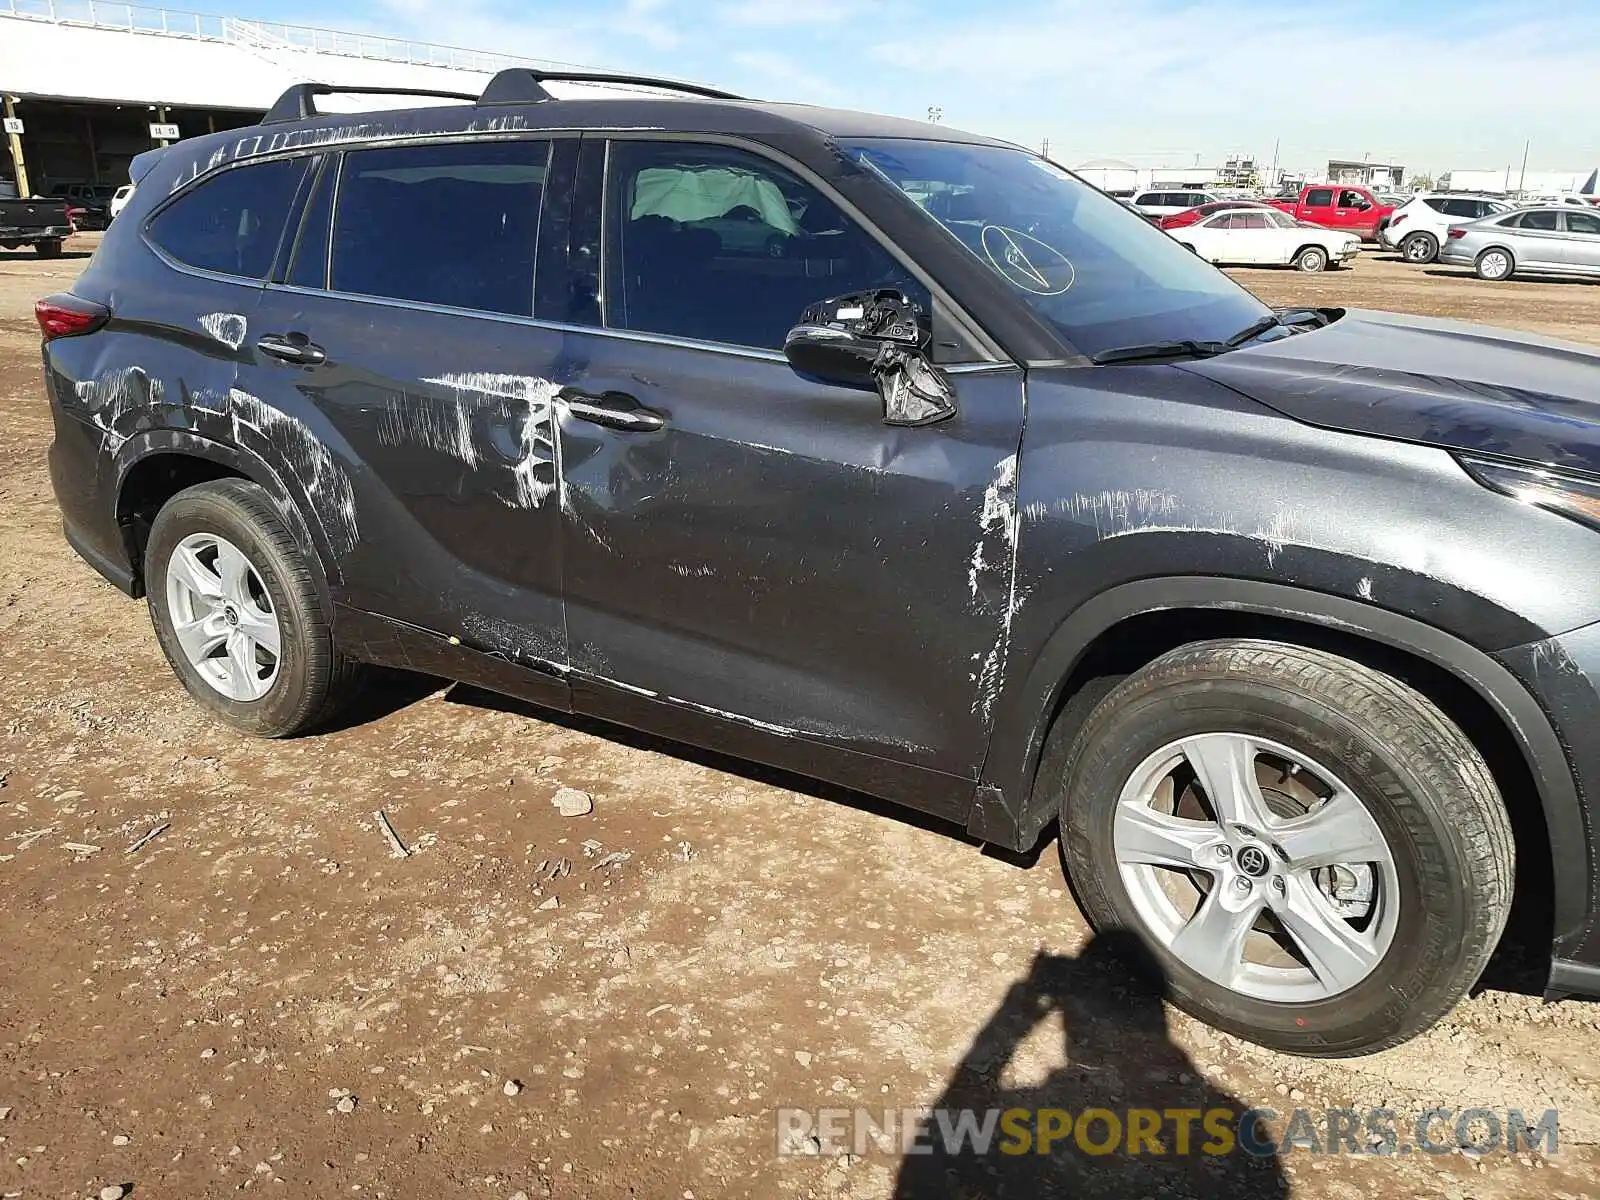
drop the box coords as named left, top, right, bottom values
left=38, top=71, right=1600, bottom=1057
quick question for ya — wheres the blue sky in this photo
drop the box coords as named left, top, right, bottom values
left=259, top=0, right=1599, bottom=175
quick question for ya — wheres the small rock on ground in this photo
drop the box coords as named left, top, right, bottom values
left=551, top=787, right=593, bottom=817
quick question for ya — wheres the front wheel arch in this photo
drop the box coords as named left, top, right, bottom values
left=973, top=579, right=1574, bottom=961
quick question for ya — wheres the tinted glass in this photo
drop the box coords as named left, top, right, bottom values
left=1519, top=210, right=1559, bottom=231
left=332, top=139, right=548, bottom=316
left=1305, top=189, right=1334, bottom=207
left=148, top=157, right=309, bottom=279
left=847, top=139, right=1270, bottom=358
left=1565, top=211, right=1600, bottom=235
left=286, top=155, right=334, bottom=290
left=1210, top=214, right=1240, bottom=229
left=605, top=140, right=928, bottom=351
left=1338, top=190, right=1365, bottom=207
left=1237, top=213, right=1269, bottom=229
left=1423, top=197, right=1449, bottom=213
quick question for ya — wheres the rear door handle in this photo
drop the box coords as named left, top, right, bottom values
left=256, top=332, right=326, bottom=366
left=557, top=387, right=665, bottom=432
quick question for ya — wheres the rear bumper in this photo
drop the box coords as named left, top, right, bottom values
left=1437, top=245, right=1475, bottom=266
left=47, top=399, right=136, bottom=595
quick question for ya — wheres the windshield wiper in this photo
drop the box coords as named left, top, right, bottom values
left=1090, top=339, right=1228, bottom=366
left=1224, top=314, right=1286, bottom=348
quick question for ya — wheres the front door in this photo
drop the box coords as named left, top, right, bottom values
left=238, top=136, right=572, bottom=701
left=554, top=136, right=1026, bottom=782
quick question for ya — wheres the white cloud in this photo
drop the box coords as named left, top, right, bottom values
left=863, top=0, right=1600, bottom=172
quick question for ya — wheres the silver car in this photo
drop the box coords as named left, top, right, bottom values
left=1438, top=205, right=1600, bottom=281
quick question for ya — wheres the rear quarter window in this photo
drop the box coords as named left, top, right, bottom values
left=146, top=157, right=310, bottom=279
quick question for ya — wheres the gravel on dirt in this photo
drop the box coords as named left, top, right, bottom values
left=2, top=238, right=1599, bottom=1198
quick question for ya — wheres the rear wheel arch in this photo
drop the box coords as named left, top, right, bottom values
left=113, top=434, right=339, bottom=603
left=976, top=578, right=1576, bottom=960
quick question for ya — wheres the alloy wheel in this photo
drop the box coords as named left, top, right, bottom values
left=164, top=532, right=282, bottom=702
left=1113, top=732, right=1400, bottom=1002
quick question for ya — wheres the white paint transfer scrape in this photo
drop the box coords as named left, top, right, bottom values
left=969, top=454, right=1021, bottom=723
left=412, top=373, right=562, bottom=510
left=198, top=312, right=248, bottom=351
left=203, top=387, right=361, bottom=552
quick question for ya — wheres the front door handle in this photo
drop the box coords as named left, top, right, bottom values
left=256, top=332, right=327, bottom=366
left=557, top=387, right=665, bottom=433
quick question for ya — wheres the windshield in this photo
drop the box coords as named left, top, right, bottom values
left=845, top=139, right=1269, bottom=357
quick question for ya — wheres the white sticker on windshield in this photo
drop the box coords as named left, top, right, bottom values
left=980, top=225, right=1075, bottom=296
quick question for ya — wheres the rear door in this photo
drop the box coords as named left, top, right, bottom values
left=1561, top=209, right=1600, bottom=271
left=551, top=134, right=1025, bottom=794
left=239, top=136, right=574, bottom=703
left=1300, top=187, right=1334, bottom=227
left=1509, top=209, right=1566, bottom=269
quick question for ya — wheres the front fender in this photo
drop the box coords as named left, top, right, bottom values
left=974, top=574, right=1590, bottom=960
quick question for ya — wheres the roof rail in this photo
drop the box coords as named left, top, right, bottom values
left=260, top=70, right=743, bottom=126
left=262, top=83, right=481, bottom=125
left=478, top=68, right=743, bottom=103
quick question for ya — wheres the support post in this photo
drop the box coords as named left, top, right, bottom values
left=4, top=96, right=30, bottom=198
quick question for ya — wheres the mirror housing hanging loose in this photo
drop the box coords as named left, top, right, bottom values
left=783, top=289, right=957, bottom=427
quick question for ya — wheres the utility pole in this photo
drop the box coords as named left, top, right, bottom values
left=3, top=96, right=29, bottom=198
left=1518, top=139, right=1530, bottom=196
left=1041, top=136, right=1050, bottom=157
left=1269, top=137, right=1280, bottom=191
left=926, top=105, right=943, bottom=125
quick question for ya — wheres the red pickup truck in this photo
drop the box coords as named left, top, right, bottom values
left=1267, top=185, right=1395, bottom=241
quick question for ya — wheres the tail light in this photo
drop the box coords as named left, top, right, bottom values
left=1389, top=213, right=1407, bottom=229
left=35, top=293, right=110, bottom=341
left=1447, top=228, right=1468, bottom=240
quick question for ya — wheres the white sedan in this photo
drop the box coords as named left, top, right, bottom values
left=1171, top=208, right=1360, bottom=272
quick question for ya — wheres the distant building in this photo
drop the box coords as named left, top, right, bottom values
left=1073, top=158, right=1139, bottom=196
left=1438, top=167, right=1599, bottom=196
left=1326, top=159, right=1405, bottom=190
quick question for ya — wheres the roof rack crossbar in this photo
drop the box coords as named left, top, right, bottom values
left=262, top=83, right=482, bottom=125
left=478, top=68, right=743, bottom=104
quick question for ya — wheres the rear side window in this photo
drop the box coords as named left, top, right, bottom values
left=1423, top=197, right=1450, bottom=213
left=1517, top=210, right=1559, bottom=231
left=1305, top=189, right=1334, bottom=207
left=147, top=157, right=309, bottom=279
left=331, top=139, right=549, bottom=316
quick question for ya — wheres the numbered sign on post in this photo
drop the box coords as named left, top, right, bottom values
left=149, top=123, right=180, bottom=140
left=2, top=118, right=23, bottom=135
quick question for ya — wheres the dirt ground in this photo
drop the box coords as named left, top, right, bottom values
left=3, top=237, right=1600, bottom=1200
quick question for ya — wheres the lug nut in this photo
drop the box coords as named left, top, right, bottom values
left=1272, top=877, right=1286, bottom=894
left=1234, top=876, right=1252, bottom=893
left=1217, top=844, right=1233, bottom=859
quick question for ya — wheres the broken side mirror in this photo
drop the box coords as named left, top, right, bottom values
left=783, top=289, right=957, bottom=427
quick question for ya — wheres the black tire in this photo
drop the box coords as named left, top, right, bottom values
left=145, top=478, right=368, bottom=737
left=1400, top=231, right=1438, bottom=264
left=1475, top=247, right=1515, bottom=281
left=36, top=238, right=64, bottom=259
left=1054, top=639, right=1513, bottom=1057
left=1293, top=245, right=1328, bottom=273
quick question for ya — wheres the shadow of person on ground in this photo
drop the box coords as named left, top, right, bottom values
left=893, top=932, right=1289, bottom=1199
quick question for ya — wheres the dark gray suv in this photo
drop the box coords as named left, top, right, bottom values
left=35, top=70, right=1600, bottom=1057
